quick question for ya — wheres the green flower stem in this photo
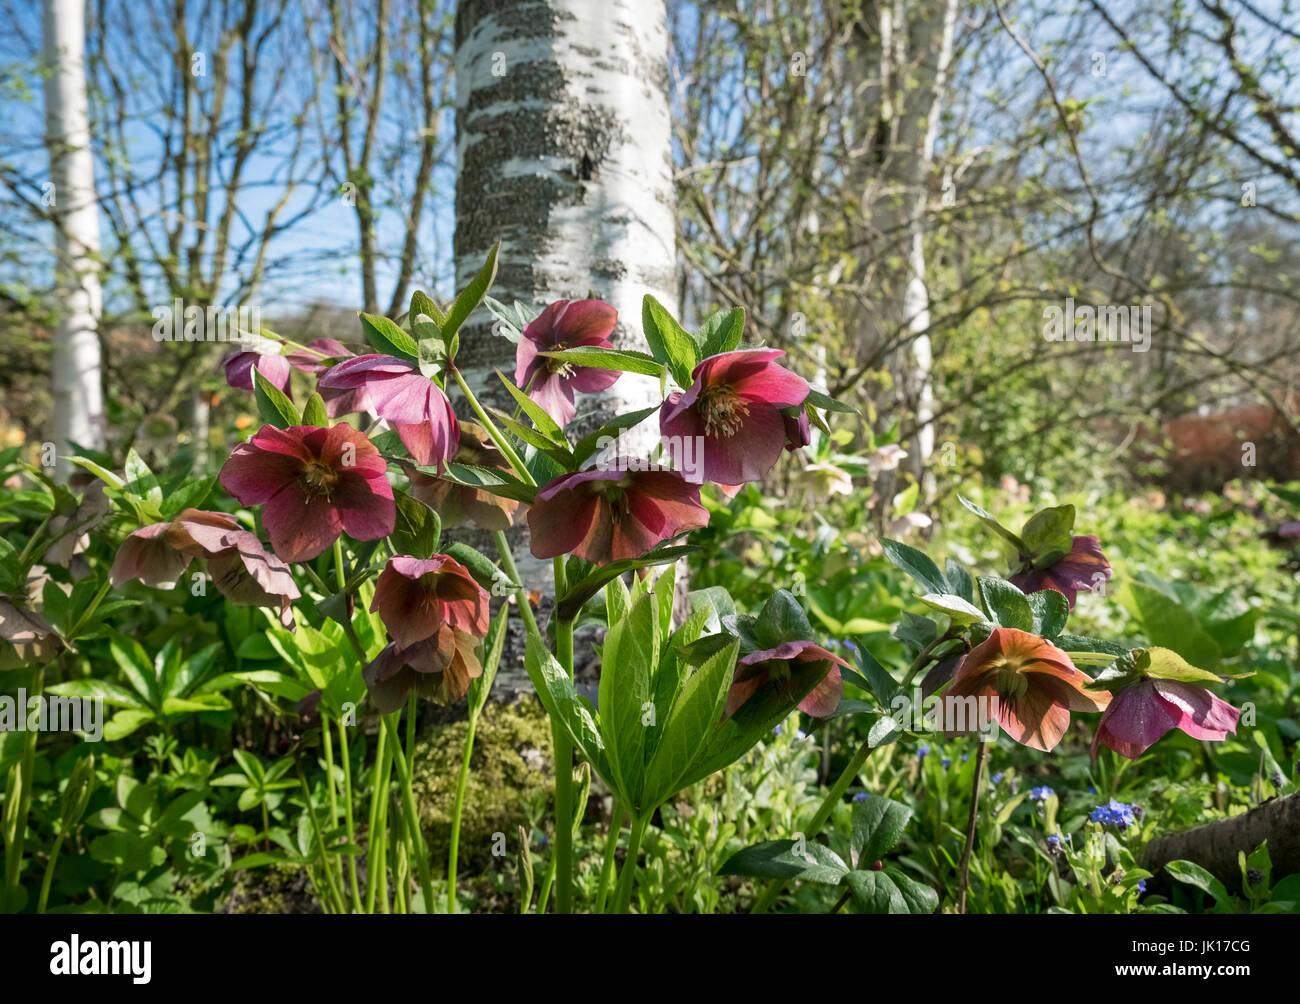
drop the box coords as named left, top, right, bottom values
left=447, top=705, right=480, bottom=915
left=957, top=739, right=991, bottom=913
left=535, top=849, right=557, bottom=914
left=451, top=368, right=534, bottom=486
left=336, top=716, right=363, bottom=914
left=550, top=557, right=575, bottom=914
left=366, top=724, right=394, bottom=914
left=594, top=797, right=624, bottom=914
left=65, top=578, right=112, bottom=641
left=612, top=813, right=649, bottom=914
left=383, top=714, right=435, bottom=913
left=36, top=828, right=66, bottom=915
left=2, top=663, right=44, bottom=912
left=13, top=513, right=52, bottom=573
left=297, top=761, right=347, bottom=914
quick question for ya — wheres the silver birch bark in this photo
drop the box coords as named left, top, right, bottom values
left=453, top=0, right=678, bottom=602
left=43, top=0, right=104, bottom=477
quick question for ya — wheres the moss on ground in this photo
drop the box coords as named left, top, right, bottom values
left=409, top=696, right=553, bottom=873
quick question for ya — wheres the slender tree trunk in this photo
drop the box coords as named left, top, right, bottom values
left=43, top=0, right=104, bottom=477
left=851, top=0, right=956, bottom=493
left=453, top=0, right=677, bottom=585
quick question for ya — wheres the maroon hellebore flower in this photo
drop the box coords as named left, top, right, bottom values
left=221, top=349, right=292, bottom=396
left=370, top=554, right=490, bottom=650
left=724, top=640, right=848, bottom=720
left=783, top=407, right=811, bottom=452
left=527, top=467, right=708, bottom=565
left=1091, top=680, right=1239, bottom=760
left=363, top=624, right=483, bottom=712
left=219, top=424, right=395, bottom=562
left=1009, top=535, right=1112, bottom=609
left=286, top=337, right=355, bottom=374
left=660, top=349, right=809, bottom=485
left=110, top=509, right=300, bottom=627
left=316, top=353, right=459, bottom=468
left=514, top=298, right=621, bottom=428
left=944, top=627, right=1111, bottom=752
left=110, top=509, right=246, bottom=588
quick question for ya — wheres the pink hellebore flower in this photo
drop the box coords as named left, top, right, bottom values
left=724, top=640, right=848, bottom=720
left=527, top=467, right=708, bottom=565
left=316, top=353, right=459, bottom=468
left=221, top=350, right=292, bottom=396
left=1091, top=680, right=1239, bottom=760
left=219, top=424, right=395, bottom=563
left=370, top=554, right=490, bottom=651
left=514, top=298, right=621, bottom=428
left=110, top=509, right=300, bottom=627
left=660, top=349, right=809, bottom=485
left=1009, top=535, right=1112, bottom=609
left=286, top=338, right=355, bottom=374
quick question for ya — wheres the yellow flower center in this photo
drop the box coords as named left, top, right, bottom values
left=990, top=657, right=1029, bottom=701
left=698, top=384, right=749, bottom=438
left=544, top=342, right=575, bottom=379
left=300, top=460, right=339, bottom=501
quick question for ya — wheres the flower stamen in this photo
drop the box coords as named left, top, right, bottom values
left=698, top=384, right=749, bottom=438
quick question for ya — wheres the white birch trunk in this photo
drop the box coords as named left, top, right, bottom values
left=453, top=0, right=678, bottom=685
left=43, top=0, right=105, bottom=478
left=453, top=0, right=675, bottom=425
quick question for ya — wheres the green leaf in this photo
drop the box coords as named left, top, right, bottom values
left=804, top=388, right=857, bottom=414
left=844, top=868, right=944, bottom=914
left=537, top=345, right=665, bottom=378
left=945, top=558, right=974, bottom=602
left=46, top=679, right=145, bottom=710
left=556, top=546, right=697, bottom=621
left=695, top=306, right=745, bottom=357
left=444, top=542, right=502, bottom=593
left=641, top=293, right=698, bottom=387
left=436, top=463, right=537, bottom=504
left=1027, top=588, right=1070, bottom=637
left=360, top=312, right=419, bottom=362
left=570, top=406, right=662, bottom=467
left=123, top=449, right=162, bottom=505
left=850, top=794, right=912, bottom=866
left=441, top=242, right=499, bottom=343
left=254, top=370, right=300, bottom=430
left=524, top=635, right=611, bottom=782
left=1118, top=581, right=1222, bottom=670
left=1165, top=860, right=1234, bottom=905
left=644, top=637, right=740, bottom=806
left=718, top=839, right=849, bottom=884
left=957, top=495, right=1027, bottom=553
left=1020, top=504, right=1076, bottom=561
left=599, top=591, right=659, bottom=809
left=850, top=640, right=903, bottom=705
left=300, top=392, right=329, bottom=428
left=160, top=475, right=216, bottom=517
left=752, top=589, right=813, bottom=649
left=880, top=538, right=948, bottom=595
left=494, top=370, right=567, bottom=446
left=978, top=576, right=1034, bottom=631
left=920, top=593, right=986, bottom=626
left=410, top=289, right=445, bottom=331
left=389, top=489, right=441, bottom=559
